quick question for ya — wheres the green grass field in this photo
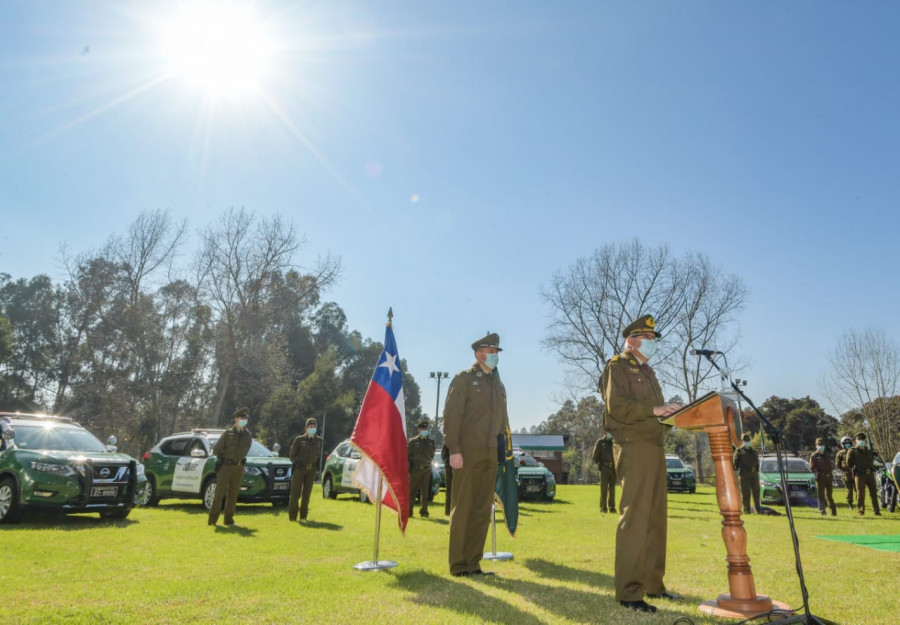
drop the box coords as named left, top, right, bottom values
left=1, top=485, right=896, bottom=624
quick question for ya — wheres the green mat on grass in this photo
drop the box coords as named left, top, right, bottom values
left=816, top=534, right=900, bottom=553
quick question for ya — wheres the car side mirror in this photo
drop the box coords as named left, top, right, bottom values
left=106, top=435, right=118, bottom=452
left=191, top=448, right=207, bottom=458
left=2, top=428, right=13, bottom=442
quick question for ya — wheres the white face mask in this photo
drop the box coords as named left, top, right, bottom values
left=637, top=338, right=658, bottom=359
left=237, top=418, right=248, bottom=428
left=484, top=353, right=499, bottom=369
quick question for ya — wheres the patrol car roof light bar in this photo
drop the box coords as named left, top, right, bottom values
left=696, top=351, right=830, bottom=625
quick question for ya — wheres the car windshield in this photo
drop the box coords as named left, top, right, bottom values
left=11, top=423, right=107, bottom=452
left=207, top=436, right=273, bottom=457
left=516, top=453, right=540, bottom=467
left=893, top=452, right=900, bottom=466
left=760, top=458, right=810, bottom=474
left=434, top=451, right=442, bottom=463
left=666, top=458, right=685, bottom=469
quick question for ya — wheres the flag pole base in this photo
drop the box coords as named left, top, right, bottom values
left=482, top=551, right=514, bottom=561
left=354, top=560, right=399, bottom=571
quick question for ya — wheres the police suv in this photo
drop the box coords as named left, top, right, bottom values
left=141, top=429, right=292, bottom=510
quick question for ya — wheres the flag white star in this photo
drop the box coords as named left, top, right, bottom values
left=378, top=351, right=400, bottom=377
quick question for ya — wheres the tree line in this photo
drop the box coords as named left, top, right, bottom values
left=0, top=208, right=424, bottom=458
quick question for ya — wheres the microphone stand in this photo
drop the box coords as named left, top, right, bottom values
left=699, top=352, right=830, bottom=625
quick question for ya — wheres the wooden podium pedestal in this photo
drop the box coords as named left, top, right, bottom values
left=665, top=392, right=790, bottom=619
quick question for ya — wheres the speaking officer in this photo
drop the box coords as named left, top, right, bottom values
left=835, top=436, right=855, bottom=509
left=809, top=438, right=836, bottom=516
left=732, top=433, right=761, bottom=514
left=600, top=314, right=682, bottom=614
left=408, top=418, right=436, bottom=518
left=443, top=332, right=509, bottom=578
left=591, top=431, right=617, bottom=513
left=846, top=432, right=881, bottom=516
left=208, top=407, right=253, bottom=527
left=288, top=417, right=323, bottom=522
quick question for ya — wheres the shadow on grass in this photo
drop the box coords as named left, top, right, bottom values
left=523, top=558, right=614, bottom=587
left=1, top=511, right=139, bottom=530
left=392, top=570, right=545, bottom=625
left=213, top=524, right=258, bottom=537
left=299, top=519, right=343, bottom=531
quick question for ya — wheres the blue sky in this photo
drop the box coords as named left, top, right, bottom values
left=2, top=2, right=899, bottom=429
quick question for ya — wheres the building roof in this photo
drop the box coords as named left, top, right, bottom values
left=511, top=434, right=565, bottom=451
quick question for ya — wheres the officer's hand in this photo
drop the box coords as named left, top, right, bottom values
left=449, top=453, right=463, bottom=470
left=653, top=403, right=682, bottom=417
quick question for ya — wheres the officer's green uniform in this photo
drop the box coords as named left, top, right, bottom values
left=441, top=444, right=453, bottom=516
left=408, top=419, right=436, bottom=517
left=208, top=408, right=253, bottom=526
left=289, top=417, right=323, bottom=522
left=808, top=438, right=836, bottom=516
left=835, top=444, right=855, bottom=508
left=592, top=435, right=617, bottom=513
left=443, top=332, right=508, bottom=576
left=600, top=315, right=669, bottom=603
left=732, top=437, right=761, bottom=514
left=846, top=434, right=880, bottom=516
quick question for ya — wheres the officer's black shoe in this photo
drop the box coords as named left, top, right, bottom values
left=874, top=511, right=881, bottom=516
left=610, top=508, right=617, bottom=513
left=600, top=508, right=607, bottom=513
left=647, top=591, right=683, bottom=601
left=420, top=511, right=429, bottom=518
left=619, top=600, right=657, bottom=613
left=471, top=569, right=495, bottom=577
left=451, top=571, right=470, bottom=577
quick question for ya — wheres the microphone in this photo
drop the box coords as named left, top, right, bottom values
left=691, top=348, right=722, bottom=356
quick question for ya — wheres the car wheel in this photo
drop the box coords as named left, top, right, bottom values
left=0, top=477, right=22, bottom=524
left=322, top=474, right=336, bottom=499
left=202, top=477, right=217, bottom=511
left=100, top=509, right=131, bottom=520
left=689, top=487, right=696, bottom=493
left=143, top=477, right=160, bottom=506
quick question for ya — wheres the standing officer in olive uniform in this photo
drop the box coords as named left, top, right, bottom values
left=600, top=315, right=682, bottom=614
left=835, top=436, right=855, bottom=509
left=441, top=444, right=453, bottom=516
left=846, top=432, right=881, bottom=516
left=443, top=332, right=509, bottom=578
left=809, top=437, right=836, bottom=516
left=591, top=431, right=617, bottom=513
left=208, top=407, right=253, bottom=527
left=732, top=433, right=761, bottom=514
left=289, top=417, right=323, bottom=522
left=408, top=418, right=436, bottom=518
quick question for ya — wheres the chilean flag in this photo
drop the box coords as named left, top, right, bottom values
left=350, top=322, right=410, bottom=533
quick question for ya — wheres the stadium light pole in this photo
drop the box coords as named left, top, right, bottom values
left=429, top=371, right=449, bottom=439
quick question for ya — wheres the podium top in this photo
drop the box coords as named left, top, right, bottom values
left=659, top=391, right=742, bottom=444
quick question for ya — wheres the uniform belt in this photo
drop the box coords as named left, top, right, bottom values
left=223, top=459, right=239, bottom=465
left=295, top=464, right=314, bottom=470
left=415, top=465, right=431, bottom=470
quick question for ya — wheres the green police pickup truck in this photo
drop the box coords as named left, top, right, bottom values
left=0, top=412, right=147, bottom=523
left=141, top=429, right=292, bottom=510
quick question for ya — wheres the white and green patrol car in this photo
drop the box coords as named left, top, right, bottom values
left=141, top=429, right=292, bottom=510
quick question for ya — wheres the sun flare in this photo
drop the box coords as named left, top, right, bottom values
left=160, top=2, right=273, bottom=97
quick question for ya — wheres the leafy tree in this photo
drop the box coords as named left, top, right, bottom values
left=534, top=396, right=604, bottom=484
left=742, top=396, right=839, bottom=454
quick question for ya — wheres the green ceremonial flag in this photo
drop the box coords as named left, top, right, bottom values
left=494, top=425, right=519, bottom=537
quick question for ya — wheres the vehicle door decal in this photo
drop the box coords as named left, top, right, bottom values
left=341, top=459, right=357, bottom=488
left=172, top=457, right=205, bottom=493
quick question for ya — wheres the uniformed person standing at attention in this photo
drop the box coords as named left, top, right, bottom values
left=846, top=432, right=881, bottom=516
left=834, top=436, right=855, bottom=509
left=288, top=417, right=323, bottom=522
left=591, top=430, right=617, bottom=513
left=808, top=437, right=837, bottom=516
left=443, top=332, right=509, bottom=578
left=732, top=433, right=761, bottom=514
left=408, top=418, right=436, bottom=518
left=208, top=407, right=253, bottom=527
left=600, top=315, right=682, bottom=614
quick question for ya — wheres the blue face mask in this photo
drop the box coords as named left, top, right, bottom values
left=743, top=441, right=750, bottom=448
left=638, top=338, right=658, bottom=359
left=308, top=428, right=317, bottom=436
left=817, top=446, right=825, bottom=452
left=419, top=429, right=429, bottom=437
left=237, top=419, right=248, bottom=428
left=484, top=353, right=499, bottom=369
left=843, top=443, right=851, bottom=449
left=857, top=440, right=866, bottom=448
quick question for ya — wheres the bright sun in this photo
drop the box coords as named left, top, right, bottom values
left=161, top=2, right=273, bottom=97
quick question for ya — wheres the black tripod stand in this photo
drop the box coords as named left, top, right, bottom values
left=699, top=352, right=832, bottom=625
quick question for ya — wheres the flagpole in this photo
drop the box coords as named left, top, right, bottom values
left=483, top=504, right=513, bottom=561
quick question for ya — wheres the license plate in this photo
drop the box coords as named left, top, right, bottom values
left=671, top=479, right=682, bottom=485
left=91, top=486, right=118, bottom=498
left=526, top=485, right=541, bottom=493
left=273, top=482, right=290, bottom=491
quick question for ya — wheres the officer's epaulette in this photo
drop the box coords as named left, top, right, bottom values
left=609, top=354, right=621, bottom=363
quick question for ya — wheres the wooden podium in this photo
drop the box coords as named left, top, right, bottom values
left=664, top=392, right=789, bottom=618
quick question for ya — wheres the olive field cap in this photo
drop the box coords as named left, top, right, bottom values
left=855, top=432, right=866, bottom=440
left=622, top=314, right=662, bottom=339
left=233, top=407, right=249, bottom=419
left=815, top=438, right=824, bottom=445
left=471, top=332, right=502, bottom=351
left=417, top=418, right=429, bottom=429
left=306, top=417, right=317, bottom=427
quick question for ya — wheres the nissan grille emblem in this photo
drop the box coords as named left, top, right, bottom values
left=99, top=467, right=111, bottom=478
left=276, top=468, right=285, bottom=476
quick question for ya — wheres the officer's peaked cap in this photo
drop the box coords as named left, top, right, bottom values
left=815, top=437, right=824, bottom=445
left=741, top=433, right=751, bottom=441
left=472, top=332, right=502, bottom=352
left=233, top=407, right=249, bottom=419
left=306, top=417, right=317, bottom=428
left=622, top=314, right=662, bottom=339
left=855, top=432, right=866, bottom=440
left=417, top=418, right=429, bottom=429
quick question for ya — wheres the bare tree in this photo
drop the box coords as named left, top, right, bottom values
left=823, top=327, right=900, bottom=456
